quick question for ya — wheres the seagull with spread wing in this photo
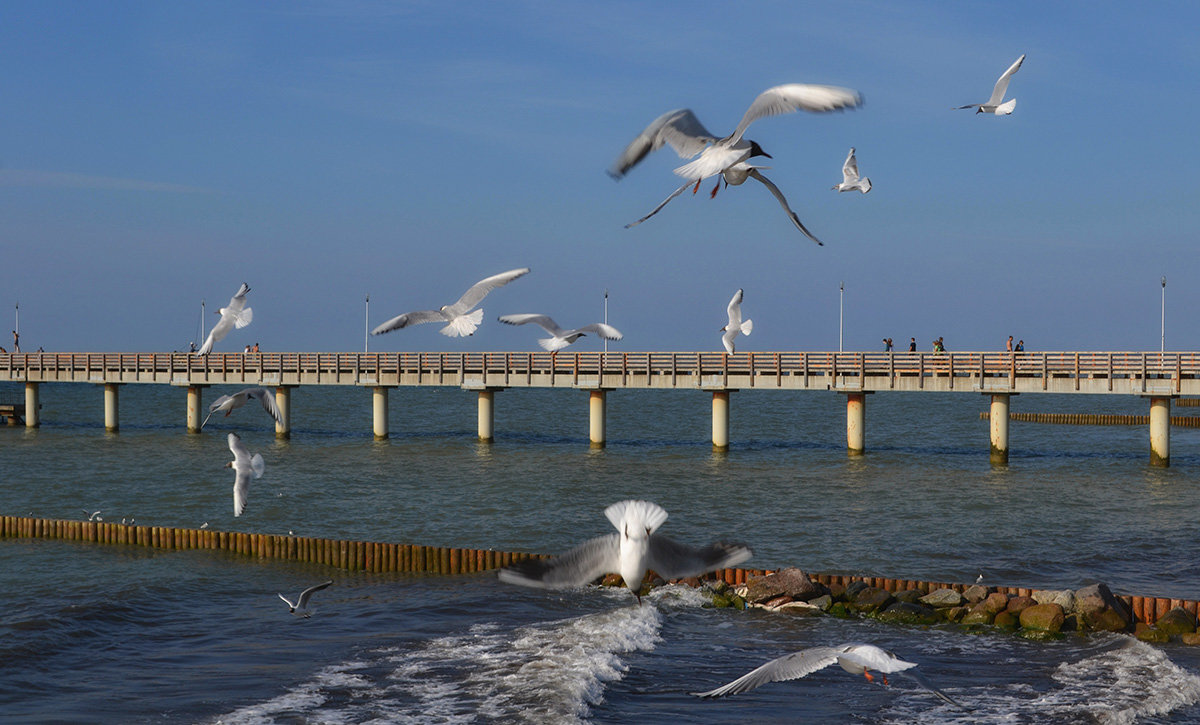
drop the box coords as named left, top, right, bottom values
left=832, top=147, right=871, bottom=193
left=498, top=313, right=623, bottom=351
left=202, top=387, right=282, bottom=430
left=372, top=268, right=531, bottom=338
left=956, top=54, right=1026, bottom=115
left=196, top=282, right=252, bottom=355
left=225, top=432, right=264, bottom=518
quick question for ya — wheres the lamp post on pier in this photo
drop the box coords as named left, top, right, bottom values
left=365, top=293, right=370, bottom=353
left=838, top=281, right=844, bottom=353
left=1161, top=276, right=1166, bottom=352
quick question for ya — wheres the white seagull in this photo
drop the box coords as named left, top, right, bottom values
left=721, top=289, right=753, bottom=355
left=225, top=432, right=265, bottom=518
left=832, top=147, right=871, bottom=193
left=498, top=500, right=752, bottom=603
left=372, top=268, right=531, bottom=338
left=278, top=580, right=333, bottom=618
left=693, top=643, right=965, bottom=708
left=202, top=387, right=282, bottom=430
left=196, top=282, right=252, bottom=355
left=498, top=314, right=623, bottom=351
left=610, top=83, right=863, bottom=244
left=956, top=54, right=1026, bottom=115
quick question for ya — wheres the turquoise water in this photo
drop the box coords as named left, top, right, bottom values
left=3, top=381, right=1200, bottom=722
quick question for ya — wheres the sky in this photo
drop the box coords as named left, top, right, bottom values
left=3, top=1, right=1199, bottom=354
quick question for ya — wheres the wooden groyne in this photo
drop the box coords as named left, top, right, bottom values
left=980, top=411, right=1200, bottom=427
left=1, top=515, right=1191, bottom=626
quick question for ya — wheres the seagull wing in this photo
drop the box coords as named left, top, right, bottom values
left=498, top=314, right=566, bottom=337
left=497, top=534, right=621, bottom=589
left=444, top=268, right=531, bottom=318
left=692, top=647, right=844, bottom=698
left=197, top=313, right=235, bottom=354
left=673, top=144, right=751, bottom=181
left=729, top=84, right=864, bottom=145
left=278, top=593, right=297, bottom=608
left=842, top=148, right=860, bottom=184
left=987, top=54, right=1025, bottom=106
left=371, top=309, right=447, bottom=335
left=609, top=109, right=718, bottom=179
left=228, top=433, right=253, bottom=517
left=899, top=669, right=971, bottom=710
left=646, top=535, right=752, bottom=580
left=574, top=323, right=623, bottom=341
left=245, top=388, right=282, bottom=425
left=727, top=289, right=744, bottom=329
left=747, top=169, right=823, bottom=246
left=625, top=179, right=694, bottom=228
left=295, top=580, right=334, bottom=608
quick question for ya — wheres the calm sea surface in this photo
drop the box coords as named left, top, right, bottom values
left=3, top=381, right=1200, bottom=723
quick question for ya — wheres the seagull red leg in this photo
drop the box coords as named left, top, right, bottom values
left=692, top=179, right=702, bottom=194
left=709, top=180, right=720, bottom=198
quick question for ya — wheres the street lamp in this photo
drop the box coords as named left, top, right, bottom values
left=838, top=281, right=844, bottom=353
left=603, top=289, right=609, bottom=354
left=1161, top=276, right=1166, bottom=353
left=365, top=294, right=370, bottom=353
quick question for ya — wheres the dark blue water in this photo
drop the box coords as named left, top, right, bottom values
left=3, top=382, right=1200, bottom=722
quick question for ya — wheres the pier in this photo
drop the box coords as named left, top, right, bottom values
left=5, top=350, right=1199, bottom=465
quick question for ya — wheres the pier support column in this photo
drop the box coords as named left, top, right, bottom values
left=24, top=382, right=39, bottom=428
left=844, top=391, right=868, bottom=456
left=104, top=383, right=120, bottom=432
left=186, top=385, right=205, bottom=433
left=477, top=389, right=496, bottom=443
left=712, top=390, right=731, bottom=451
left=372, top=387, right=389, bottom=440
left=988, top=393, right=1012, bottom=465
left=274, top=386, right=293, bottom=440
left=1149, top=396, right=1171, bottom=467
left=589, top=390, right=607, bottom=449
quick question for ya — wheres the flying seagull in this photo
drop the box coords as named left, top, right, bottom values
left=498, top=500, right=752, bottom=603
left=278, top=580, right=333, bottom=617
left=832, top=147, right=871, bottom=193
left=225, top=432, right=264, bottom=517
left=372, top=268, right=531, bottom=338
left=610, top=83, right=863, bottom=244
left=956, top=54, right=1026, bottom=115
left=202, top=387, right=282, bottom=430
left=692, top=643, right=966, bottom=708
left=196, top=282, right=252, bottom=355
left=498, top=313, right=623, bottom=351
left=721, top=289, right=753, bottom=354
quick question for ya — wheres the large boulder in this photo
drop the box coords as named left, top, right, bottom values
left=963, top=584, right=989, bottom=604
left=877, top=602, right=940, bottom=626
left=982, top=592, right=1011, bottom=616
left=1032, top=589, right=1076, bottom=612
left=1020, top=603, right=1065, bottom=632
left=1154, top=607, right=1197, bottom=637
left=1075, top=583, right=1132, bottom=632
left=1005, top=595, right=1037, bottom=615
left=919, top=588, right=963, bottom=608
left=742, top=568, right=826, bottom=605
left=960, top=601, right=996, bottom=625
left=847, top=586, right=894, bottom=614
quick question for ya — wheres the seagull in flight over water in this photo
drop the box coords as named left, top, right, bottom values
left=692, top=643, right=967, bottom=709
left=609, top=83, right=863, bottom=245
left=372, top=268, right=531, bottom=338
left=721, top=289, right=752, bottom=354
left=225, top=432, right=264, bottom=518
left=279, top=580, right=333, bottom=617
left=832, top=147, right=871, bottom=194
left=498, top=313, right=623, bottom=351
left=202, top=387, right=282, bottom=430
left=498, top=500, right=752, bottom=603
left=196, top=282, right=252, bottom=355
left=956, top=54, right=1026, bottom=115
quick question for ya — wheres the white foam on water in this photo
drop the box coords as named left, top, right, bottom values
left=212, top=661, right=373, bottom=725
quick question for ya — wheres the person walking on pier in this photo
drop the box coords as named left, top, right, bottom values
left=908, top=337, right=916, bottom=352
left=1015, top=340, right=1024, bottom=352
left=11, top=330, right=18, bottom=354
left=1007, top=335, right=1013, bottom=352
left=883, top=338, right=893, bottom=352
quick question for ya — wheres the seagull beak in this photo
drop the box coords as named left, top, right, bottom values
left=761, top=151, right=773, bottom=159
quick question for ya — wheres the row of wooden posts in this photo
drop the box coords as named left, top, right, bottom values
left=1, top=514, right=1189, bottom=626
left=981, top=411, right=1200, bottom=427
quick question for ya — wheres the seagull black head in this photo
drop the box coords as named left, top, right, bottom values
left=748, top=140, right=772, bottom=159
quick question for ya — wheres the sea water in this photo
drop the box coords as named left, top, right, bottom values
left=3, top=381, right=1200, bottom=722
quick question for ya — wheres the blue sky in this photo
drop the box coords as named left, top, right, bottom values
left=3, top=1, right=1199, bottom=353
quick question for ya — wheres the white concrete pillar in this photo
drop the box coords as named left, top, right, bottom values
left=712, top=390, right=730, bottom=451
left=846, top=392, right=866, bottom=455
left=373, top=386, right=389, bottom=440
left=275, top=386, right=292, bottom=439
left=104, top=383, right=120, bottom=432
left=478, top=389, right=495, bottom=443
left=989, top=393, right=1010, bottom=465
left=24, top=382, right=39, bottom=428
left=1150, top=396, right=1171, bottom=467
left=186, top=385, right=204, bottom=433
left=589, top=390, right=606, bottom=449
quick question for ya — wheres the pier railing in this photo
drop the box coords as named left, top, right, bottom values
left=4, top=350, right=1199, bottom=394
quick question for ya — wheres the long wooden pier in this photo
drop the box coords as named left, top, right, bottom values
left=4, top=350, right=1197, bottom=465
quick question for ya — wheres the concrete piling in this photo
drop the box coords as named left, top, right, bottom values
left=372, top=386, right=389, bottom=440
left=24, top=382, right=39, bottom=428
left=589, top=390, right=606, bottom=448
left=712, top=390, right=731, bottom=451
left=104, top=383, right=120, bottom=432
left=274, top=386, right=292, bottom=439
left=1149, top=396, right=1171, bottom=467
left=844, top=391, right=867, bottom=455
left=186, top=385, right=205, bottom=433
left=477, top=389, right=496, bottom=443
left=989, top=393, right=1011, bottom=465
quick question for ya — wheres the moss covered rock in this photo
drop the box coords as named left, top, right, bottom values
left=876, top=602, right=940, bottom=626
left=1154, top=607, right=1197, bottom=637
left=1020, top=603, right=1065, bottom=632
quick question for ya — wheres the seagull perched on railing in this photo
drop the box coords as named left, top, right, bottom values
left=202, top=387, right=282, bottom=430
left=832, top=147, right=871, bottom=194
left=498, top=500, right=752, bottom=603
left=609, top=83, right=863, bottom=244
left=692, top=643, right=966, bottom=709
left=372, top=268, right=530, bottom=338
left=196, top=283, right=252, bottom=355
left=956, top=54, right=1025, bottom=115
left=498, top=313, right=623, bottom=351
